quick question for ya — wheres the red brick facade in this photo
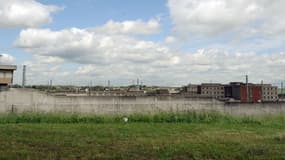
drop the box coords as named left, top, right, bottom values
left=240, top=84, right=262, bottom=103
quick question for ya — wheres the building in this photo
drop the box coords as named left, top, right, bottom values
left=225, top=82, right=262, bottom=103
left=240, top=84, right=262, bottom=103
left=0, top=65, right=17, bottom=91
left=225, top=82, right=243, bottom=100
left=155, top=89, right=170, bottom=96
left=260, top=84, right=278, bottom=102
left=181, top=84, right=199, bottom=96
left=200, top=83, right=224, bottom=99
left=279, top=94, right=285, bottom=102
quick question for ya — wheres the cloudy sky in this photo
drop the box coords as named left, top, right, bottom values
left=0, top=0, right=285, bottom=86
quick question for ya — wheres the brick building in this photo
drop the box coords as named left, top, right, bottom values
left=240, top=84, right=262, bottom=103
left=225, top=82, right=262, bottom=103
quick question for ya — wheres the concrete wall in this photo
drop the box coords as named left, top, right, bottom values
left=1, top=89, right=285, bottom=116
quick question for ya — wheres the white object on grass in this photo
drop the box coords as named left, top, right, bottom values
left=123, top=117, right=128, bottom=123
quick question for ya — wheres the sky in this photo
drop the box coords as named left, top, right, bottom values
left=0, top=0, right=285, bottom=86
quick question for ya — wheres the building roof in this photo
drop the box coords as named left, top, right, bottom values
left=0, top=65, right=17, bottom=70
left=201, top=83, right=223, bottom=86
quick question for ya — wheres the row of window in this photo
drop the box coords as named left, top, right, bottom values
left=263, top=92, right=277, bottom=95
left=202, top=91, right=224, bottom=95
left=263, top=96, right=278, bottom=99
left=263, top=88, right=277, bottom=91
left=203, top=87, right=224, bottom=90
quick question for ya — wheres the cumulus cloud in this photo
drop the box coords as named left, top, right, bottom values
left=16, top=28, right=285, bottom=85
left=167, top=0, right=285, bottom=37
left=14, top=19, right=285, bottom=85
left=0, top=53, right=14, bottom=64
left=15, top=27, right=178, bottom=67
left=92, top=19, right=160, bottom=35
left=0, top=0, right=61, bottom=28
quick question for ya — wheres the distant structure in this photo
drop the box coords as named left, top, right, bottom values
left=22, top=65, right=26, bottom=88
left=181, top=80, right=279, bottom=103
left=225, top=82, right=262, bottom=103
left=200, top=83, right=224, bottom=99
left=182, top=84, right=199, bottom=96
left=259, top=84, right=278, bottom=102
left=0, top=65, right=17, bottom=91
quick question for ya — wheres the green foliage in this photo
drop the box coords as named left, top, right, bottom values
left=0, top=113, right=285, bottom=159
left=0, top=112, right=283, bottom=126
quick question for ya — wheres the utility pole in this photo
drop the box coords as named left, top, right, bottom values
left=281, top=82, right=283, bottom=96
left=246, top=75, right=249, bottom=102
left=137, top=78, right=140, bottom=91
left=89, top=80, right=92, bottom=96
left=22, top=65, right=26, bottom=88
left=48, top=80, right=53, bottom=92
left=261, top=80, right=263, bottom=102
left=108, top=80, right=111, bottom=90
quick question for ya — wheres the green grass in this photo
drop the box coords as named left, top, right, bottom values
left=0, top=112, right=285, bottom=159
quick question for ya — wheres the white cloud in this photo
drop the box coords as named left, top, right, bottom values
left=75, top=65, right=96, bottom=75
left=165, top=36, right=177, bottom=44
left=167, top=0, right=285, bottom=37
left=14, top=20, right=285, bottom=85
left=91, top=19, right=160, bottom=35
left=15, top=27, right=177, bottom=67
left=0, top=0, right=61, bottom=28
left=36, top=56, right=64, bottom=64
left=0, top=53, right=14, bottom=64
left=12, top=56, right=69, bottom=85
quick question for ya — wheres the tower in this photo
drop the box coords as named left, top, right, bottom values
left=22, top=65, right=26, bottom=88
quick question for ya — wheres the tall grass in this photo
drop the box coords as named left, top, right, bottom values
left=0, top=112, right=283, bottom=125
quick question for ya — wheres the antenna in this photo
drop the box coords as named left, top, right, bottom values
left=22, top=65, right=26, bottom=88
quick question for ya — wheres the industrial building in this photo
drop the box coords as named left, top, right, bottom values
left=182, top=81, right=279, bottom=103
left=224, top=82, right=279, bottom=103
left=241, top=84, right=262, bottom=103
left=224, top=82, right=242, bottom=100
left=224, top=82, right=262, bottom=103
left=200, top=83, right=224, bottom=99
left=260, top=84, right=278, bottom=102
left=0, top=65, right=17, bottom=91
left=181, top=84, right=199, bottom=96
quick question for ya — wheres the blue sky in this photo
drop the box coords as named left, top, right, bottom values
left=39, top=0, right=168, bottom=29
left=0, top=0, right=285, bottom=86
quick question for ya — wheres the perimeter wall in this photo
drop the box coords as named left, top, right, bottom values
left=1, top=89, right=285, bottom=116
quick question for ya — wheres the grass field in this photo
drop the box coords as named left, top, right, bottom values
left=0, top=113, right=285, bottom=160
